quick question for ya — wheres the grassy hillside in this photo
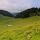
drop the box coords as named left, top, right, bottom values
left=0, top=16, right=40, bottom=40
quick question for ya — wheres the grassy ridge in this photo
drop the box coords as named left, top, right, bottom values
left=0, top=16, right=40, bottom=40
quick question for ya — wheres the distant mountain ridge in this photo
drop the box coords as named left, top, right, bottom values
left=0, top=10, right=13, bottom=17
left=13, top=7, right=40, bottom=18
left=0, top=7, right=40, bottom=18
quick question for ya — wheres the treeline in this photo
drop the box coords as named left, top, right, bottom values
left=0, top=7, right=40, bottom=18
left=14, top=7, right=40, bottom=18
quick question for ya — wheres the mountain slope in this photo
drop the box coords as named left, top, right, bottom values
left=0, top=10, right=13, bottom=17
left=13, top=7, right=40, bottom=18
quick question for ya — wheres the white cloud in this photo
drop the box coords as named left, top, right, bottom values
left=0, top=0, right=32, bottom=13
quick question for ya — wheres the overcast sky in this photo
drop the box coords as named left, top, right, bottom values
left=0, top=0, right=40, bottom=13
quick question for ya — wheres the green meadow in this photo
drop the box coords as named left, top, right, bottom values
left=0, top=16, right=40, bottom=40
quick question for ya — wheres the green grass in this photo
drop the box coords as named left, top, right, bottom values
left=0, top=16, right=40, bottom=40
